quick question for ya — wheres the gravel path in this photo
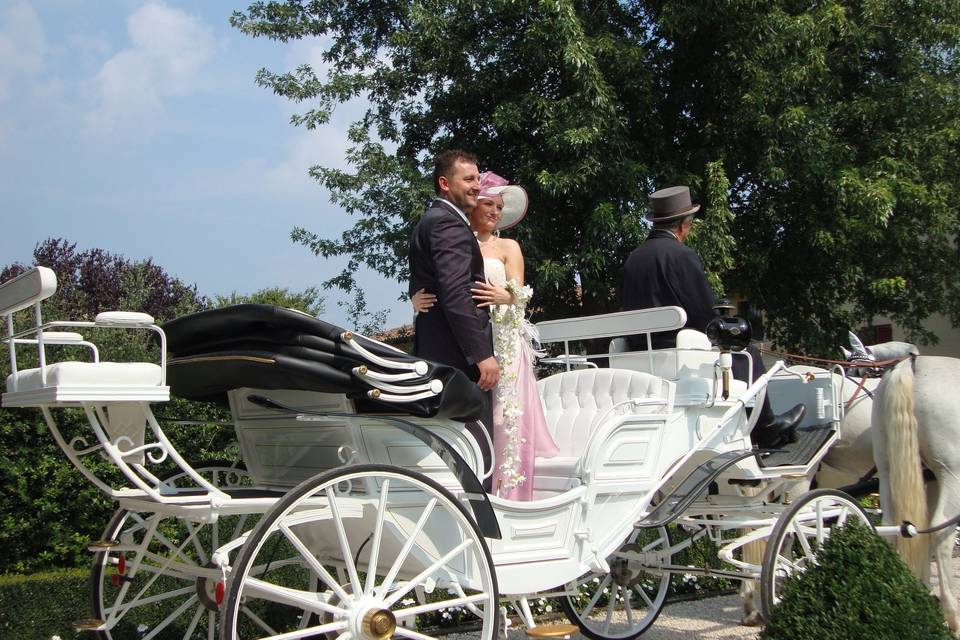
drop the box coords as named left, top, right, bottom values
left=482, top=552, right=960, bottom=640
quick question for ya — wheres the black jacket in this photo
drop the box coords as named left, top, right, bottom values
left=408, top=199, right=493, bottom=379
left=621, top=229, right=716, bottom=349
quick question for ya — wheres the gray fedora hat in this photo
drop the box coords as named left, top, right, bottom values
left=645, top=185, right=701, bottom=223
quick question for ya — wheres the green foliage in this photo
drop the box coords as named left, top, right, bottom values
left=339, top=288, right=389, bottom=335
left=761, top=520, right=951, bottom=640
left=0, top=240, right=234, bottom=574
left=687, top=160, right=737, bottom=296
left=234, top=0, right=960, bottom=352
left=213, top=285, right=326, bottom=316
left=0, top=569, right=87, bottom=639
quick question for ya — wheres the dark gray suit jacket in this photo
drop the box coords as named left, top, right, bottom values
left=409, top=199, right=493, bottom=380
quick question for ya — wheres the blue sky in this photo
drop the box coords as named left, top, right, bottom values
left=0, top=0, right=411, bottom=329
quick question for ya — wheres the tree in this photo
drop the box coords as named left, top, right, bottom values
left=233, top=0, right=960, bottom=353
left=214, top=285, right=326, bottom=316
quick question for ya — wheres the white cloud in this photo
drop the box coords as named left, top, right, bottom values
left=85, top=1, right=213, bottom=136
left=0, top=2, right=47, bottom=103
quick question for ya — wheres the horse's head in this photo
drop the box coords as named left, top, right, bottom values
left=842, top=331, right=918, bottom=377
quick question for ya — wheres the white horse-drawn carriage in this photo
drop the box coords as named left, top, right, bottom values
left=0, top=266, right=926, bottom=639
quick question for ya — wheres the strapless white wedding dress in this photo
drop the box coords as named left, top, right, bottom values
left=482, top=257, right=559, bottom=501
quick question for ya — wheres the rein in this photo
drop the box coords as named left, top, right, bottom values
left=758, top=347, right=914, bottom=410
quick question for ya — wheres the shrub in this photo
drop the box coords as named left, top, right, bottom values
left=761, top=519, right=951, bottom=640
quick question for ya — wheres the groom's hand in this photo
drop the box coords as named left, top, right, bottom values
left=476, top=356, right=500, bottom=391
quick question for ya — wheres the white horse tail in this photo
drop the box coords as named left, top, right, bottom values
left=877, top=357, right=929, bottom=580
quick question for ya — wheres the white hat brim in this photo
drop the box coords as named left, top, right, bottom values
left=483, top=185, right=528, bottom=230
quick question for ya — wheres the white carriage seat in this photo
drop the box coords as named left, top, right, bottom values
left=7, top=362, right=163, bottom=391
left=533, top=368, right=673, bottom=492
left=4, top=362, right=165, bottom=406
left=3, top=361, right=169, bottom=407
left=609, top=329, right=748, bottom=402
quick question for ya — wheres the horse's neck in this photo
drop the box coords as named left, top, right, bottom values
left=867, top=341, right=918, bottom=361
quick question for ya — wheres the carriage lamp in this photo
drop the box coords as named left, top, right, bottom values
left=705, top=315, right=752, bottom=400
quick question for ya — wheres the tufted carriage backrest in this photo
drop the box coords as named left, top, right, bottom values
left=537, top=368, right=673, bottom=457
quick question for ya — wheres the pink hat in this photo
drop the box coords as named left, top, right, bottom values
left=478, top=171, right=528, bottom=230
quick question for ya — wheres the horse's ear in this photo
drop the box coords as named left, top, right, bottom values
left=847, top=331, right=872, bottom=359
left=840, top=346, right=853, bottom=360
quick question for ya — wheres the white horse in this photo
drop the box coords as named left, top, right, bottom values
left=873, top=355, right=960, bottom=633
left=742, top=339, right=960, bottom=633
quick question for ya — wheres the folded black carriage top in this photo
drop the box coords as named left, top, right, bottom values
left=162, top=304, right=486, bottom=422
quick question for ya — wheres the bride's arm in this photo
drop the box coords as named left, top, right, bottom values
left=472, top=278, right=513, bottom=307
left=501, top=239, right=524, bottom=286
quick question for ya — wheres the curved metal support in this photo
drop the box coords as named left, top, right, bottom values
left=246, top=394, right=502, bottom=540
left=634, top=449, right=759, bottom=529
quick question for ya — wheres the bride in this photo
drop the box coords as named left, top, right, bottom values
left=413, top=171, right=558, bottom=500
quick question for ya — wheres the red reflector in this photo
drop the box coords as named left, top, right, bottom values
left=118, top=554, right=126, bottom=575
left=111, top=574, right=120, bottom=587
left=215, top=581, right=225, bottom=606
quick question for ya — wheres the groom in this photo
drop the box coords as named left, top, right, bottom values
left=409, top=150, right=499, bottom=473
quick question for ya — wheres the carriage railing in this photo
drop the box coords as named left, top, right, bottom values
left=536, top=306, right=754, bottom=406
left=1, top=267, right=233, bottom=506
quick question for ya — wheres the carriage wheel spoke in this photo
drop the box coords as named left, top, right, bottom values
left=241, top=604, right=281, bottom=636
left=106, top=585, right=195, bottom=617
left=325, top=486, right=363, bottom=596
left=634, top=583, right=654, bottom=608
left=580, top=574, right=612, bottom=619
left=641, top=535, right=667, bottom=553
left=815, top=502, right=826, bottom=544
left=384, top=538, right=475, bottom=607
left=394, top=592, right=490, bottom=617
left=791, top=521, right=814, bottom=558
left=365, top=478, right=390, bottom=596
left=182, top=602, right=205, bottom=640
left=378, top=497, right=437, bottom=596
left=140, top=595, right=199, bottom=640
left=624, top=588, right=634, bottom=625
left=279, top=522, right=352, bottom=605
left=395, top=626, right=441, bottom=640
left=207, top=611, right=215, bottom=640
left=243, top=575, right=348, bottom=617
left=602, top=587, right=617, bottom=635
left=774, top=554, right=802, bottom=575
left=231, top=513, right=250, bottom=541
left=185, top=520, right=210, bottom=566
left=836, top=504, right=850, bottom=527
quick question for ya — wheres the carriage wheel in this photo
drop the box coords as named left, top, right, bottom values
left=760, top=488, right=873, bottom=619
left=220, top=464, right=499, bottom=640
left=560, top=525, right=672, bottom=640
left=91, top=463, right=255, bottom=639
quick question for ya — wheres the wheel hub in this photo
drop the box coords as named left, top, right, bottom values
left=361, top=608, right=397, bottom=640
left=195, top=563, right=220, bottom=612
left=611, top=543, right=650, bottom=587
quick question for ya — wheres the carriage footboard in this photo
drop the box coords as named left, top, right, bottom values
left=634, top=449, right=758, bottom=528
left=757, top=422, right=835, bottom=468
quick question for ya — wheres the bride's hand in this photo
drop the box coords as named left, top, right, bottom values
left=472, top=281, right=513, bottom=307
left=411, top=288, right=436, bottom=313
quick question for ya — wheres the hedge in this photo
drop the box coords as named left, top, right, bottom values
left=761, top=519, right=951, bottom=640
left=0, top=569, right=88, bottom=640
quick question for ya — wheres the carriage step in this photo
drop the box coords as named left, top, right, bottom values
left=525, top=623, right=580, bottom=638
left=73, top=619, right=106, bottom=631
left=87, top=539, right=120, bottom=551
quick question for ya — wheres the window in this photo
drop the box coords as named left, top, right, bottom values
left=873, top=324, right=893, bottom=343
